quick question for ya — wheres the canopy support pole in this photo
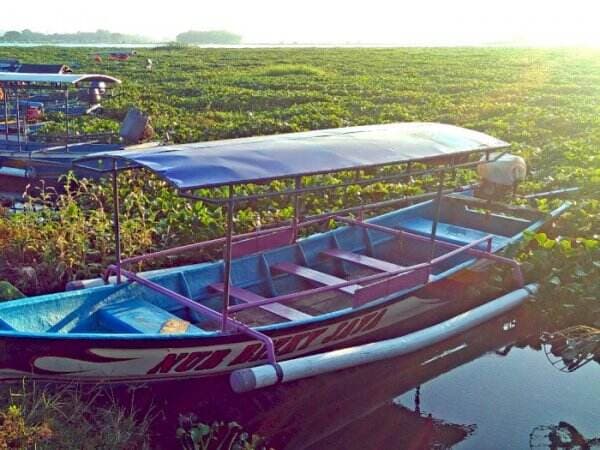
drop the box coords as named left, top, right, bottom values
left=112, top=160, right=122, bottom=284
left=23, top=85, right=28, bottom=150
left=3, top=86, right=8, bottom=147
left=356, top=169, right=365, bottom=221
left=15, top=88, right=21, bottom=152
left=292, top=176, right=301, bottom=241
left=64, top=87, right=69, bottom=152
left=222, top=185, right=235, bottom=332
left=429, top=168, right=445, bottom=261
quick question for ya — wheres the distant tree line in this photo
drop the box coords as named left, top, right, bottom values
left=176, top=30, right=242, bottom=45
left=0, top=29, right=152, bottom=44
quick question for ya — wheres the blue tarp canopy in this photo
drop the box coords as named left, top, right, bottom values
left=75, top=123, right=509, bottom=190
left=0, top=72, right=121, bottom=85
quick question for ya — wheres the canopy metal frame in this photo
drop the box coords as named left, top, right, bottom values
left=74, top=122, right=510, bottom=190
left=80, top=125, right=523, bottom=371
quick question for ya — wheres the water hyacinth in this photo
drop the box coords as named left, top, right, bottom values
left=0, top=46, right=597, bottom=324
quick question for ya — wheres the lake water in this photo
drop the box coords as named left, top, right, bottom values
left=147, top=305, right=600, bottom=449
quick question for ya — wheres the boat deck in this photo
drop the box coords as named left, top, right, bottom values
left=0, top=193, right=534, bottom=339
left=99, top=210, right=517, bottom=332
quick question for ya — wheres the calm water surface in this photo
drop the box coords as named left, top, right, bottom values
left=395, top=340, right=600, bottom=449
left=150, top=305, right=599, bottom=449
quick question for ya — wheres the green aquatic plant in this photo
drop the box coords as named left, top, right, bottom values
left=520, top=232, right=600, bottom=326
left=0, top=403, right=52, bottom=449
left=176, top=414, right=272, bottom=450
left=0, top=381, right=155, bottom=449
left=0, top=281, right=24, bottom=301
left=258, top=64, right=325, bottom=77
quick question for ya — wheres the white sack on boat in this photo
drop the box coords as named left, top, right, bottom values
left=478, top=153, right=527, bottom=186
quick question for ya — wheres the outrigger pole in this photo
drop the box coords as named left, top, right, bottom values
left=230, top=283, right=540, bottom=392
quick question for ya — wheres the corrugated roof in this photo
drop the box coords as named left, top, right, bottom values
left=76, top=123, right=509, bottom=190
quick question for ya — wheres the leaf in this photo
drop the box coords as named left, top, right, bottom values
left=559, top=239, right=572, bottom=251
left=535, top=233, right=548, bottom=245
left=549, top=276, right=561, bottom=286
left=197, top=423, right=211, bottom=436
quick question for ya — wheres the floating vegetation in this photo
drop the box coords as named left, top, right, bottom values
left=0, top=46, right=597, bottom=325
left=258, top=64, right=326, bottom=77
left=176, top=414, right=272, bottom=450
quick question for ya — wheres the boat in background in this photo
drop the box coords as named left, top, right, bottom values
left=0, top=122, right=570, bottom=384
left=0, top=72, right=123, bottom=193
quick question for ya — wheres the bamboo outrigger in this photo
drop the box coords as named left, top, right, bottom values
left=0, top=123, right=569, bottom=385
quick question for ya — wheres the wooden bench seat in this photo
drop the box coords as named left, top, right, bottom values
left=210, top=283, right=312, bottom=322
left=321, top=248, right=404, bottom=273
left=272, top=262, right=361, bottom=295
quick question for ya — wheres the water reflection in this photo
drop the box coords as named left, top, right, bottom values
left=542, top=326, right=600, bottom=373
left=147, top=305, right=600, bottom=449
left=530, top=422, right=600, bottom=449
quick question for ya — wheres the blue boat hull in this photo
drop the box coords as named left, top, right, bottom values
left=0, top=280, right=485, bottom=382
left=0, top=194, right=568, bottom=382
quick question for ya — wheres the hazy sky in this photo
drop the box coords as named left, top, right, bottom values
left=4, top=0, right=600, bottom=45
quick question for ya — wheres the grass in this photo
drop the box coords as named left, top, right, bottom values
left=0, top=381, right=155, bottom=449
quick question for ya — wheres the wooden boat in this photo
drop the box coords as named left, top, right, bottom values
left=0, top=123, right=569, bottom=383
left=0, top=72, right=122, bottom=193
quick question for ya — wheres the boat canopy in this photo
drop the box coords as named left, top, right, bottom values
left=0, top=72, right=121, bottom=85
left=75, top=123, right=509, bottom=190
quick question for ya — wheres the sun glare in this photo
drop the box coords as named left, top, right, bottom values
left=3, top=0, right=600, bottom=46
